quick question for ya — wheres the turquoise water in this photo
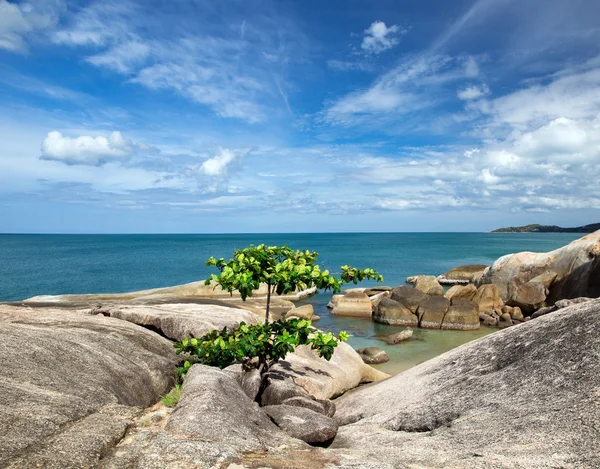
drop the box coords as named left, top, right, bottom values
left=0, top=232, right=582, bottom=373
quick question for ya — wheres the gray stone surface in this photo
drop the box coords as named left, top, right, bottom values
left=105, top=303, right=259, bottom=341
left=263, top=405, right=339, bottom=445
left=331, top=299, right=600, bottom=468
left=0, top=305, right=177, bottom=469
left=390, top=286, right=429, bottom=313
left=417, top=296, right=450, bottom=328
left=441, top=298, right=480, bottom=330
left=413, top=275, right=444, bottom=296
left=282, top=396, right=336, bottom=417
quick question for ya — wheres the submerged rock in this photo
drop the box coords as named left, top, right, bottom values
left=385, top=327, right=414, bottom=344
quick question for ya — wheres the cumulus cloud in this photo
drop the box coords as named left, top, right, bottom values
left=0, top=0, right=62, bottom=52
left=40, top=131, right=136, bottom=165
left=457, top=84, right=490, bottom=100
left=361, top=21, right=404, bottom=54
left=187, top=148, right=249, bottom=192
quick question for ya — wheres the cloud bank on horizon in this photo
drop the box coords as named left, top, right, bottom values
left=1, top=0, right=600, bottom=233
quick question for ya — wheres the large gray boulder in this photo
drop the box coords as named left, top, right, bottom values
left=479, top=230, right=600, bottom=307
left=263, top=405, right=339, bottom=445
left=0, top=305, right=178, bottom=469
left=330, top=299, right=600, bottom=468
left=390, top=286, right=429, bottom=313
left=105, top=303, right=259, bottom=341
left=417, top=296, right=450, bottom=329
left=441, top=298, right=480, bottom=330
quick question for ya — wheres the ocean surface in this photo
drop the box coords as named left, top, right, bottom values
left=0, top=232, right=582, bottom=373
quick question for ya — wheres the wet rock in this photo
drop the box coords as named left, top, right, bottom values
left=417, top=296, right=450, bottom=329
left=414, top=275, right=445, bottom=296
left=386, top=327, right=414, bottom=344
left=373, top=298, right=418, bottom=326
left=357, top=347, right=390, bottom=364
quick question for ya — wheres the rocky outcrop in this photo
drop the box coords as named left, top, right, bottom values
left=471, top=283, right=504, bottom=313
left=284, top=304, right=316, bottom=321
left=373, top=298, right=418, bottom=326
left=0, top=305, right=178, bottom=469
left=413, top=275, right=444, bottom=296
left=330, top=291, right=373, bottom=318
left=479, top=230, right=600, bottom=309
left=102, top=303, right=259, bottom=341
left=385, top=327, right=414, bottom=344
left=357, top=347, right=389, bottom=364
left=437, top=264, right=488, bottom=284
left=24, top=281, right=316, bottom=305
left=331, top=299, right=600, bottom=468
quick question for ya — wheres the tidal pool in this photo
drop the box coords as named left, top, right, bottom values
left=300, top=291, right=496, bottom=376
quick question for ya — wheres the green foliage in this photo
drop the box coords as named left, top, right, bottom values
left=205, top=244, right=384, bottom=302
left=174, top=318, right=348, bottom=376
left=161, top=384, right=182, bottom=408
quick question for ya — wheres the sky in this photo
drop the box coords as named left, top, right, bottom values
left=1, top=0, right=600, bottom=233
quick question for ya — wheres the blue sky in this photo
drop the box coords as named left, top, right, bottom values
left=1, top=0, right=600, bottom=233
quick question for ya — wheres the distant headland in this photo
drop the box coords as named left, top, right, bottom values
left=492, top=223, right=600, bottom=233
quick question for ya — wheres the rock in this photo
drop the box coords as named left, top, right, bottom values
left=364, top=286, right=393, bottom=296
left=479, top=312, right=498, bottom=326
left=498, top=312, right=514, bottom=328
left=284, top=304, right=314, bottom=321
left=373, top=298, right=418, bottom=326
left=105, top=303, right=259, bottom=341
left=444, top=284, right=477, bottom=301
left=342, top=287, right=367, bottom=295
left=331, top=299, right=600, bottom=468
left=25, top=281, right=316, bottom=305
left=331, top=291, right=373, bottom=318
left=479, top=231, right=600, bottom=306
left=233, top=297, right=295, bottom=320
left=369, top=290, right=391, bottom=309
left=0, top=305, right=178, bottom=469
left=269, top=342, right=389, bottom=400
left=414, top=275, right=445, bottom=296
left=417, top=296, right=450, bottom=329
left=240, top=368, right=262, bottom=401
left=390, top=286, right=429, bottom=313
left=405, top=275, right=418, bottom=284
left=261, top=375, right=309, bottom=406
left=281, top=396, right=336, bottom=417
left=555, top=297, right=594, bottom=309
left=386, top=327, right=414, bottom=344
left=357, top=347, right=389, bottom=364
left=263, top=405, right=338, bottom=445
left=531, top=306, right=557, bottom=318
left=472, top=284, right=504, bottom=313
left=510, top=306, right=524, bottom=321
left=437, top=264, right=488, bottom=284
left=327, top=294, right=344, bottom=309
left=511, top=280, right=548, bottom=313
left=441, top=298, right=480, bottom=330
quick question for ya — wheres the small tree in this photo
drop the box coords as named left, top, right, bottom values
left=173, top=244, right=383, bottom=383
left=204, top=244, right=383, bottom=322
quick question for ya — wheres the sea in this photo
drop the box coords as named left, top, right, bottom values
left=0, top=232, right=582, bottom=374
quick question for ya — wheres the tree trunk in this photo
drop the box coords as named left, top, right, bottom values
left=265, top=281, right=271, bottom=323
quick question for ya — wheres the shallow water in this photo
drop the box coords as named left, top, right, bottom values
left=0, top=232, right=581, bottom=374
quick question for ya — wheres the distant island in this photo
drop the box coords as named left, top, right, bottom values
left=492, top=223, right=600, bottom=233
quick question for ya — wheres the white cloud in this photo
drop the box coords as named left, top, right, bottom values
left=40, top=131, right=135, bottom=165
left=0, top=0, right=61, bottom=52
left=86, top=40, right=150, bottom=73
left=458, top=84, right=490, bottom=100
left=361, top=21, right=404, bottom=54
left=187, top=148, right=249, bottom=192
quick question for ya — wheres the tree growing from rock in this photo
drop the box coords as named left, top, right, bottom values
left=174, top=244, right=383, bottom=378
